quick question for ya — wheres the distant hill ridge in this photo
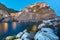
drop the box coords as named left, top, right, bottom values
left=0, top=3, right=19, bottom=13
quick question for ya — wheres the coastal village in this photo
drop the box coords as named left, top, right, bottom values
left=0, top=2, right=56, bottom=22
left=0, top=2, right=60, bottom=40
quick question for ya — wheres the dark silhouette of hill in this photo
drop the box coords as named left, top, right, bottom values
left=0, top=3, right=19, bottom=13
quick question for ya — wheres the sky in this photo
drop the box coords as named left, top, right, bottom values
left=0, top=0, right=60, bottom=16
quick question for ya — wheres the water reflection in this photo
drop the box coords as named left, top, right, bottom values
left=0, top=23, right=2, bottom=35
left=12, top=22, right=17, bottom=30
left=0, top=22, right=17, bottom=39
left=3, top=22, right=8, bottom=32
left=0, top=22, right=30, bottom=39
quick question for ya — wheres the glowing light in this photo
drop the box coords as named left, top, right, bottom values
left=12, top=22, right=16, bottom=30
left=11, top=13, right=16, bottom=17
left=33, top=9, right=37, bottom=13
left=4, top=22, right=8, bottom=32
left=32, top=25, right=37, bottom=33
left=3, top=14, right=8, bottom=18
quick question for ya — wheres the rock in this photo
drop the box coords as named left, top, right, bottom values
left=16, top=32, right=23, bottom=38
left=38, top=23, right=45, bottom=29
left=43, top=20, right=51, bottom=24
left=34, top=28, right=59, bottom=40
left=21, top=32, right=29, bottom=39
left=5, top=36, right=15, bottom=40
left=23, top=38, right=30, bottom=40
left=29, top=31, right=35, bottom=39
left=41, top=28, right=53, bottom=33
left=14, top=38, right=22, bottom=40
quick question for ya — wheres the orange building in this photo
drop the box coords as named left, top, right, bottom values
left=10, top=13, right=16, bottom=17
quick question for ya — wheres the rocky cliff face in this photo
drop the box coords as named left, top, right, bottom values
left=17, top=2, right=57, bottom=22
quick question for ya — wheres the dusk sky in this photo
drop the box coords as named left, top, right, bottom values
left=0, top=0, right=60, bottom=16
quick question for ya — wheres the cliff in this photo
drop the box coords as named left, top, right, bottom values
left=17, top=2, right=57, bottom=22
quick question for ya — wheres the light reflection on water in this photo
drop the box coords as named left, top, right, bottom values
left=0, top=23, right=2, bottom=35
left=12, top=22, right=17, bottom=30
left=3, top=22, right=8, bottom=32
left=0, top=22, right=17, bottom=39
left=1, top=22, right=17, bottom=33
left=0, top=22, right=35, bottom=39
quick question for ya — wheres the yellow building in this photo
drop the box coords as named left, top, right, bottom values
left=3, top=14, right=8, bottom=18
left=10, top=13, right=16, bottom=17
